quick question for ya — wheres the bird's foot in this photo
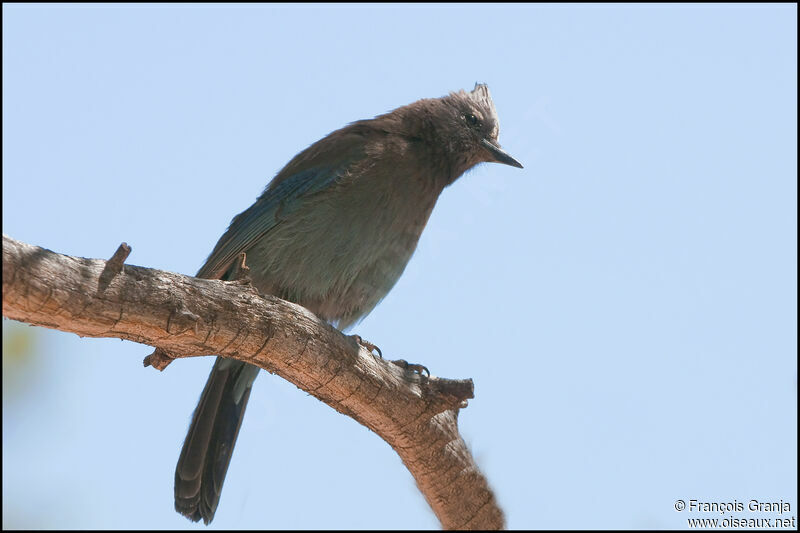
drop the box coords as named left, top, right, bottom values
left=350, top=336, right=428, bottom=377
left=390, top=359, right=430, bottom=378
left=350, top=334, right=382, bottom=358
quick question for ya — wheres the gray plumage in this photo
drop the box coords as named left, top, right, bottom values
left=174, top=83, right=522, bottom=524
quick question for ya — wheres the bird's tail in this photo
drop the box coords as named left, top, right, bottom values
left=174, top=357, right=260, bottom=524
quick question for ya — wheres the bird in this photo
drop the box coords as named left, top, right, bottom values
left=174, top=83, right=522, bottom=524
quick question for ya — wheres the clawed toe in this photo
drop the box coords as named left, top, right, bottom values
left=350, top=336, right=429, bottom=377
left=390, top=359, right=430, bottom=378
left=350, top=334, right=383, bottom=358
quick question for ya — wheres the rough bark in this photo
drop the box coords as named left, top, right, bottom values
left=2, top=234, right=504, bottom=529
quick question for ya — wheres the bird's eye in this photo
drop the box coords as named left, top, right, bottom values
left=465, top=113, right=480, bottom=127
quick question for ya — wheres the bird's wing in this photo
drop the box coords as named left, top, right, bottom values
left=196, top=165, right=348, bottom=280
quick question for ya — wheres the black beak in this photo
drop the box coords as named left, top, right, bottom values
left=481, top=138, right=523, bottom=169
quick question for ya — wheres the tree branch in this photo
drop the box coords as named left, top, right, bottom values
left=1, top=234, right=504, bottom=529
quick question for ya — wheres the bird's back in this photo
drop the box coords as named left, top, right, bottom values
left=200, top=120, right=448, bottom=329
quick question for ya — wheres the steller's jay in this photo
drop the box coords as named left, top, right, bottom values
left=174, top=83, right=522, bottom=524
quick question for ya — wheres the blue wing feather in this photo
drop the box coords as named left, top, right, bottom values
left=196, top=165, right=348, bottom=280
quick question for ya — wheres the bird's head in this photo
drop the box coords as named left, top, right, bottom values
left=433, top=83, right=523, bottom=177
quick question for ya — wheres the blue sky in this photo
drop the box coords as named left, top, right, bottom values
left=3, top=4, right=796, bottom=529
